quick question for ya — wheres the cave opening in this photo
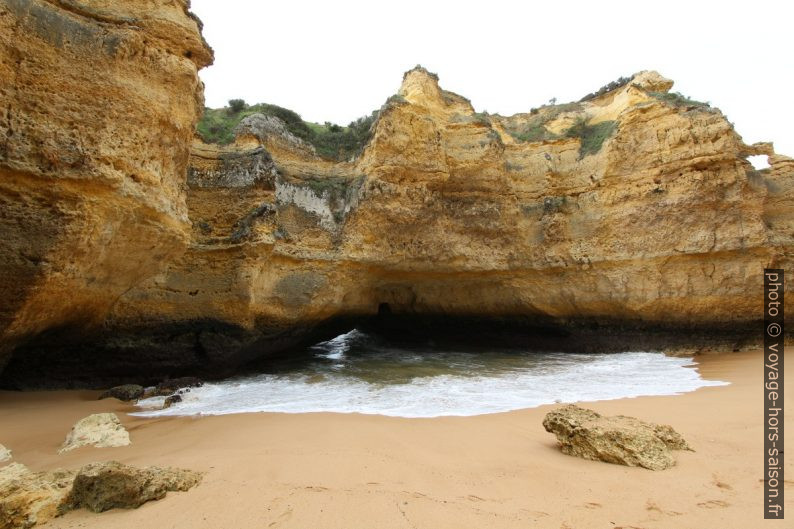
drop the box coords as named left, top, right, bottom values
left=0, top=310, right=758, bottom=390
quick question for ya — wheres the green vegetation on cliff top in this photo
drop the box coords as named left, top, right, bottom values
left=564, top=118, right=618, bottom=158
left=197, top=100, right=377, bottom=161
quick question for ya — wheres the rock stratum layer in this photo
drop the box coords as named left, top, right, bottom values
left=0, top=5, right=791, bottom=386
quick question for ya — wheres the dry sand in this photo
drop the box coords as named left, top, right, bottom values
left=0, top=350, right=791, bottom=528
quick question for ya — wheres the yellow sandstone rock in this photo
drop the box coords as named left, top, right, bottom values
left=0, top=4, right=790, bottom=386
left=0, top=0, right=212, bottom=373
left=92, top=66, right=792, bottom=382
left=59, top=413, right=131, bottom=453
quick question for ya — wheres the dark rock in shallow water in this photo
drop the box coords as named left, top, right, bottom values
left=163, top=394, right=183, bottom=409
left=98, top=384, right=145, bottom=402
left=66, top=461, right=202, bottom=513
left=143, top=377, right=204, bottom=398
left=155, top=377, right=203, bottom=393
left=542, top=404, right=691, bottom=470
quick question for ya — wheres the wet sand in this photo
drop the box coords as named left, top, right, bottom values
left=0, top=350, right=791, bottom=528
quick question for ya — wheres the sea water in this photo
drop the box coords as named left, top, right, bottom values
left=132, top=329, right=728, bottom=418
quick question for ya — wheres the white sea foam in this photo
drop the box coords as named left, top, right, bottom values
left=132, top=333, right=728, bottom=418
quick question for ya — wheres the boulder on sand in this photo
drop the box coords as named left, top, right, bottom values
left=0, top=461, right=202, bottom=527
left=0, top=462, right=75, bottom=529
left=542, top=404, right=691, bottom=470
left=66, top=461, right=202, bottom=513
left=59, top=413, right=131, bottom=454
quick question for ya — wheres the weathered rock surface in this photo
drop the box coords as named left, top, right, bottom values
left=0, top=460, right=201, bottom=528
left=0, top=36, right=791, bottom=385
left=543, top=404, right=691, bottom=470
left=0, top=462, right=74, bottom=529
left=65, top=461, right=202, bottom=513
left=98, top=384, right=145, bottom=402
left=59, top=413, right=130, bottom=453
left=0, top=0, right=212, bottom=377
left=0, top=444, right=10, bottom=463
left=73, top=66, right=792, bottom=383
left=163, top=394, right=183, bottom=409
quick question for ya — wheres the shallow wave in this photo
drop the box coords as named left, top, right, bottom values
left=132, top=335, right=728, bottom=418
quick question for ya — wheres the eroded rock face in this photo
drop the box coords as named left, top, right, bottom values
left=0, top=444, right=10, bottom=463
left=543, top=405, right=691, bottom=470
left=87, top=67, right=793, bottom=382
left=0, top=460, right=201, bottom=528
left=0, top=0, right=212, bottom=373
left=0, top=462, right=74, bottom=529
left=66, top=461, right=202, bottom=513
left=1, top=59, right=792, bottom=385
left=59, top=413, right=130, bottom=453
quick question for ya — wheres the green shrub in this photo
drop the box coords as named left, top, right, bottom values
left=228, top=98, right=247, bottom=113
left=386, top=94, right=407, bottom=106
left=307, top=112, right=378, bottom=160
left=197, top=102, right=378, bottom=161
left=564, top=118, right=617, bottom=158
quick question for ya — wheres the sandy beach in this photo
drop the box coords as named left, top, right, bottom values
left=0, top=350, right=790, bottom=529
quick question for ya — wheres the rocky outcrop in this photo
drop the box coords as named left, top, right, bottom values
left=59, top=413, right=130, bottom=453
left=65, top=461, right=202, bottom=513
left=543, top=405, right=691, bottom=470
left=0, top=462, right=74, bottom=529
left=98, top=384, right=145, bottom=402
left=0, top=444, right=10, bottom=463
left=0, top=0, right=212, bottom=375
left=0, top=54, right=791, bottom=385
left=0, top=461, right=201, bottom=528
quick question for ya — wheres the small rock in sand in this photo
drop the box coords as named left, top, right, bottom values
left=0, top=443, right=11, bottom=463
left=59, top=413, right=131, bottom=454
left=66, top=461, right=202, bottom=513
left=543, top=404, right=691, bottom=470
left=98, top=384, right=145, bottom=402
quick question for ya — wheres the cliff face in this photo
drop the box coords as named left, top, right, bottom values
left=0, top=20, right=791, bottom=386
left=0, top=0, right=212, bottom=372
left=13, top=66, right=779, bottom=386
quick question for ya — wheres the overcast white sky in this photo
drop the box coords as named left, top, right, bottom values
left=191, top=0, right=792, bottom=164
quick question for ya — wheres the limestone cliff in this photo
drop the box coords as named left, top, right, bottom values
left=0, top=50, right=791, bottom=385
left=0, top=0, right=212, bottom=374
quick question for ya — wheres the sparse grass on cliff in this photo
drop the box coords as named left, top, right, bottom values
left=564, top=119, right=618, bottom=158
left=649, top=91, right=711, bottom=109
left=579, top=75, right=635, bottom=102
left=304, top=176, right=350, bottom=196
left=302, top=174, right=365, bottom=200
left=197, top=103, right=378, bottom=161
left=511, top=124, right=560, bottom=143
left=502, top=102, right=582, bottom=144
